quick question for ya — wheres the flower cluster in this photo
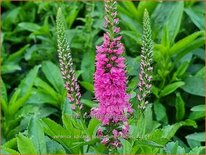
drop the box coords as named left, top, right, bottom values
left=91, top=34, right=132, bottom=125
left=56, top=8, right=82, bottom=111
left=56, top=4, right=153, bottom=150
left=137, top=9, right=153, bottom=109
left=91, top=0, right=132, bottom=148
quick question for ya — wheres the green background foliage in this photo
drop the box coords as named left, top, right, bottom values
left=1, top=1, right=205, bottom=154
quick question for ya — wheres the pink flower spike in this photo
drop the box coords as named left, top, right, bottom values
left=146, top=84, right=152, bottom=89
left=112, top=129, right=119, bottom=139
left=79, top=104, right=83, bottom=109
left=148, top=67, right=153, bottom=71
left=101, top=137, right=109, bottom=145
left=57, top=9, right=82, bottom=112
left=114, top=36, right=122, bottom=41
left=112, top=11, right=117, bottom=17
left=106, top=64, right=112, bottom=68
left=104, top=16, right=109, bottom=24
left=71, top=104, right=76, bottom=110
left=137, top=94, right=141, bottom=101
left=91, top=0, right=133, bottom=148
left=111, top=56, right=117, bottom=61
left=114, top=27, right=120, bottom=33
left=97, top=128, right=103, bottom=137
left=148, top=76, right=152, bottom=82
left=114, top=18, right=119, bottom=24
left=138, top=82, right=142, bottom=88
left=137, top=9, right=153, bottom=110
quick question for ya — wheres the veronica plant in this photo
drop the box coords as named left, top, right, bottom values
left=56, top=8, right=82, bottom=113
left=137, top=9, right=153, bottom=110
left=91, top=0, right=133, bottom=149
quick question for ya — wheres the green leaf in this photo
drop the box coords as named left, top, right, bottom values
left=186, top=132, right=205, bottom=142
left=37, top=106, right=58, bottom=118
left=188, top=146, right=205, bottom=154
left=41, top=61, right=64, bottom=94
left=193, top=48, right=205, bottom=61
left=169, top=31, right=204, bottom=56
left=183, top=119, right=197, bottom=128
left=128, top=77, right=138, bottom=92
left=135, top=105, right=156, bottom=136
left=121, top=31, right=141, bottom=45
left=16, top=104, right=56, bottom=119
left=18, top=22, right=41, bottom=32
left=8, top=89, right=32, bottom=115
left=195, top=67, right=205, bottom=78
left=79, top=81, right=94, bottom=92
left=42, top=118, right=80, bottom=154
left=152, top=2, right=184, bottom=43
left=16, top=104, right=38, bottom=118
left=144, top=105, right=156, bottom=133
left=1, top=64, right=21, bottom=74
left=0, top=78, right=8, bottom=113
left=1, top=98, right=7, bottom=116
left=6, top=116, right=32, bottom=140
left=62, top=114, right=84, bottom=140
left=134, top=139, right=164, bottom=148
left=19, top=65, right=40, bottom=96
left=120, top=139, right=132, bottom=154
left=119, top=13, right=141, bottom=33
left=9, top=87, right=21, bottom=106
left=175, top=93, right=185, bottom=121
left=118, top=0, right=138, bottom=21
left=174, top=37, right=205, bottom=65
left=42, top=118, right=72, bottom=146
left=185, top=7, right=204, bottom=30
left=126, top=56, right=140, bottom=76
left=181, top=76, right=205, bottom=97
left=121, top=1, right=138, bottom=18
left=76, top=70, right=83, bottom=79
left=88, top=119, right=101, bottom=138
left=144, top=129, right=168, bottom=146
left=24, top=44, right=38, bottom=60
left=27, top=88, right=58, bottom=106
left=154, top=102, right=168, bottom=123
left=81, top=99, right=97, bottom=108
left=189, top=110, right=205, bottom=120
left=130, top=91, right=136, bottom=99
left=3, top=138, right=17, bottom=149
left=28, top=116, right=47, bottom=154
left=153, top=44, right=167, bottom=62
left=6, top=44, right=30, bottom=64
left=81, top=51, right=95, bottom=83
left=65, top=4, right=82, bottom=29
left=164, top=141, right=185, bottom=154
left=34, top=77, right=59, bottom=101
left=166, top=1, right=184, bottom=43
left=62, top=114, right=75, bottom=132
left=160, top=81, right=185, bottom=97
left=191, top=105, right=205, bottom=112
left=137, top=1, right=158, bottom=21
left=17, top=133, right=37, bottom=154
left=2, top=7, right=21, bottom=30
left=186, top=132, right=205, bottom=148
left=162, top=120, right=197, bottom=140
left=61, top=98, right=73, bottom=115
left=45, top=136, right=66, bottom=154
left=0, top=147, right=20, bottom=154
left=172, top=61, right=190, bottom=81
left=151, top=85, right=159, bottom=98
left=161, top=25, right=170, bottom=47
